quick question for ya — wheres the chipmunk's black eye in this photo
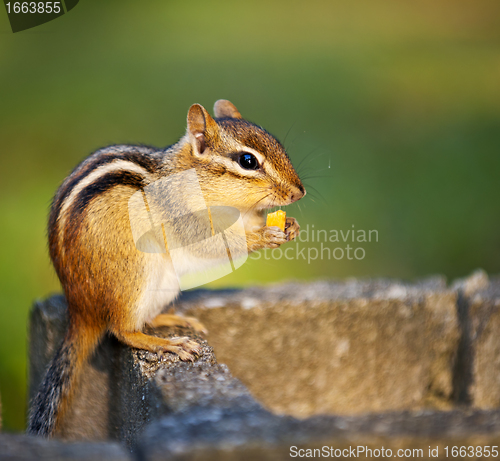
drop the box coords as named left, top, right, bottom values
left=238, top=153, right=259, bottom=170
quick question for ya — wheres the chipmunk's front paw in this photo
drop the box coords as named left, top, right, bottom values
left=261, top=226, right=287, bottom=249
left=285, top=217, right=300, bottom=242
left=247, top=223, right=297, bottom=252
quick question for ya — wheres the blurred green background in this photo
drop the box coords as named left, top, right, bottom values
left=1, top=0, right=499, bottom=431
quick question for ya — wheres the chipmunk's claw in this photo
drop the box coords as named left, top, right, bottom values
left=164, top=337, right=202, bottom=361
left=285, top=217, right=300, bottom=241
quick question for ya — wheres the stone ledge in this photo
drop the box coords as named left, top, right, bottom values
left=25, top=271, right=500, bottom=459
left=0, top=433, right=130, bottom=461
left=453, top=272, right=500, bottom=408
left=138, top=408, right=500, bottom=461
left=175, top=277, right=459, bottom=417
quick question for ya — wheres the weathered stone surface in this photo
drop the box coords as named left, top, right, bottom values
left=29, top=272, right=500, bottom=458
left=453, top=272, right=500, bottom=408
left=30, top=277, right=462, bottom=442
left=175, top=278, right=459, bottom=417
left=0, top=433, right=130, bottom=461
left=138, top=408, right=500, bottom=461
left=111, top=326, right=214, bottom=448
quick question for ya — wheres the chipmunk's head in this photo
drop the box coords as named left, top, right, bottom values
left=182, top=100, right=305, bottom=211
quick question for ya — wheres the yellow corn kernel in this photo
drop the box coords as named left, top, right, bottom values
left=266, top=210, right=286, bottom=231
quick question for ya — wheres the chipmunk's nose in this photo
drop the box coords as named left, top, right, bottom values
left=290, top=184, right=306, bottom=203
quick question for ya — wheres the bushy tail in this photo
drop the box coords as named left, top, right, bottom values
left=27, top=324, right=103, bottom=437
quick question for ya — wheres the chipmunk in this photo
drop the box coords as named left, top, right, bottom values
left=28, top=100, right=305, bottom=437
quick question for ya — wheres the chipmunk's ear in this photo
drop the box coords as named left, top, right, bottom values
left=187, top=104, right=218, bottom=155
left=213, top=99, right=242, bottom=119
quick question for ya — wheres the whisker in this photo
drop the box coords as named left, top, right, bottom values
left=296, top=151, right=327, bottom=177
left=282, top=121, right=297, bottom=149
left=300, top=174, right=332, bottom=181
left=243, top=191, right=272, bottom=218
left=303, top=184, right=327, bottom=204
left=296, top=147, right=322, bottom=171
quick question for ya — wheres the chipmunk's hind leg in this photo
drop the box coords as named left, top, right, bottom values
left=148, top=313, right=207, bottom=334
left=112, top=330, right=202, bottom=362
